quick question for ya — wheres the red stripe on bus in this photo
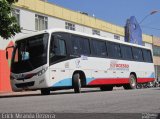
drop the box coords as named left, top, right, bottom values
left=88, top=78, right=155, bottom=85
left=88, top=78, right=129, bottom=85
left=137, top=78, right=155, bottom=83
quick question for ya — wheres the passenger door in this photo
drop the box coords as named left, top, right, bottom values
left=49, top=33, right=71, bottom=87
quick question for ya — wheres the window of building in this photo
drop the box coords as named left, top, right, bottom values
left=153, top=45, right=160, bottom=56
left=65, top=22, right=75, bottom=31
left=71, top=35, right=90, bottom=55
left=91, top=39, right=107, bottom=57
left=12, top=9, right=20, bottom=25
left=114, top=35, right=120, bottom=40
left=35, top=14, right=48, bottom=31
left=121, top=45, right=133, bottom=60
left=107, top=42, right=121, bottom=59
left=92, top=29, right=100, bottom=36
left=132, top=47, right=143, bottom=61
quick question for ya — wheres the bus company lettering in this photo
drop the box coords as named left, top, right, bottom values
left=115, top=64, right=129, bottom=68
left=109, top=60, right=129, bottom=71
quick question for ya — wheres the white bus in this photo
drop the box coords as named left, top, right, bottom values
left=7, top=29, right=155, bottom=95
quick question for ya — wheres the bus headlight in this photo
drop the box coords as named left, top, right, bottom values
left=37, top=67, right=48, bottom=76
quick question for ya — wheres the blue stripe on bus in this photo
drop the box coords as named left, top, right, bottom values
left=53, top=77, right=94, bottom=87
left=53, top=78, right=72, bottom=87
left=149, top=72, right=155, bottom=78
left=86, top=78, right=95, bottom=84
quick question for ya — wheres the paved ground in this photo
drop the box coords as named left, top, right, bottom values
left=0, top=90, right=39, bottom=97
left=0, top=87, right=160, bottom=119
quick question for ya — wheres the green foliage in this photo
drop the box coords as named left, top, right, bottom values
left=7, top=0, right=18, bottom=4
left=0, top=0, right=20, bottom=39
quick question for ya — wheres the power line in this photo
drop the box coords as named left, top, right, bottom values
left=141, top=25, right=160, bottom=31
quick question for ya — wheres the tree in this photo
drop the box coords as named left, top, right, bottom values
left=0, top=0, right=20, bottom=39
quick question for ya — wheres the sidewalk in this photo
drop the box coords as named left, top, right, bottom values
left=0, top=90, right=40, bottom=98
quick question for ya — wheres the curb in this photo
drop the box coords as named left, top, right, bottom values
left=0, top=91, right=40, bottom=98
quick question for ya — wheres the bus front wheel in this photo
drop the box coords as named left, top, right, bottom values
left=41, top=88, right=50, bottom=95
left=73, top=73, right=81, bottom=93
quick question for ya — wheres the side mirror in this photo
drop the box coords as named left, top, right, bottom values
left=6, top=46, right=14, bottom=60
left=6, top=51, right=9, bottom=59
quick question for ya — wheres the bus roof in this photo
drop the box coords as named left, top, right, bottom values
left=16, top=28, right=151, bottom=50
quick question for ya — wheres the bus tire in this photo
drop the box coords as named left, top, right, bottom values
left=41, top=88, right=50, bottom=95
left=73, top=73, right=81, bottom=93
left=100, top=86, right=113, bottom=91
left=123, top=74, right=137, bottom=90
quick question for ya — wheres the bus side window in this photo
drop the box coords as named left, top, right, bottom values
left=132, top=47, right=143, bottom=61
left=50, top=34, right=67, bottom=64
left=91, top=39, right=107, bottom=57
left=56, top=39, right=67, bottom=56
left=107, top=42, right=121, bottom=59
left=143, top=49, right=153, bottom=63
left=72, top=37, right=79, bottom=55
left=50, top=35, right=67, bottom=56
left=71, top=35, right=90, bottom=56
left=121, top=45, right=133, bottom=60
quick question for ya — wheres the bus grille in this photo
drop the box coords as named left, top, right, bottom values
left=15, top=81, right=35, bottom=88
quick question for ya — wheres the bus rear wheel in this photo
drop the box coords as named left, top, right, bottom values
left=41, top=88, right=50, bottom=95
left=73, top=73, right=81, bottom=93
left=100, top=86, right=113, bottom=91
left=123, top=74, right=137, bottom=90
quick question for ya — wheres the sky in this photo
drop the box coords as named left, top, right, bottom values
left=48, top=0, right=160, bottom=37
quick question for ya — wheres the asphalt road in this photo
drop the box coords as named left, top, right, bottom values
left=0, top=88, right=160, bottom=119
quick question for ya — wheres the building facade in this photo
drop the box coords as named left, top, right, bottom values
left=0, top=0, right=160, bottom=92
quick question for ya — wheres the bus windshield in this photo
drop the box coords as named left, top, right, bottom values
left=11, top=33, right=49, bottom=73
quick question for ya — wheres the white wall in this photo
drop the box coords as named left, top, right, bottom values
left=76, top=24, right=92, bottom=35
left=101, top=31, right=114, bottom=39
left=0, top=37, right=11, bottom=50
left=20, top=8, right=35, bottom=32
left=119, top=36, right=125, bottom=41
left=10, top=8, right=37, bottom=41
left=144, top=42, right=153, bottom=50
left=48, top=17, right=65, bottom=29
